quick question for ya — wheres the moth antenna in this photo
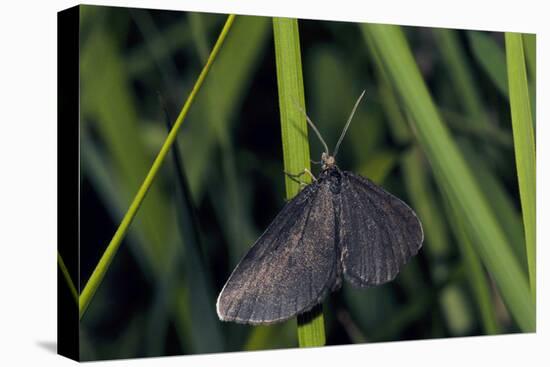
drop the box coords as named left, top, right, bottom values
left=292, top=99, right=330, bottom=155
left=333, top=90, right=366, bottom=158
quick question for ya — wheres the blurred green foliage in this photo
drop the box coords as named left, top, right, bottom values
left=75, top=5, right=535, bottom=361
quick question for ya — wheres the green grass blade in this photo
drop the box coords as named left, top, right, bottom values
left=80, top=130, right=155, bottom=280
left=58, top=252, right=78, bottom=304
left=273, top=17, right=325, bottom=347
left=79, top=14, right=236, bottom=319
left=126, top=13, right=219, bottom=77
left=441, top=190, right=500, bottom=334
left=193, top=15, right=269, bottom=263
left=273, top=17, right=312, bottom=197
left=505, top=33, right=536, bottom=302
left=433, top=29, right=490, bottom=127
left=81, top=24, right=171, bottom=277
left=362, top=24, right=535, bottom=332
left=522, top=34, right=536, bottom=81
left=162, top=100, right=224, bottom=353
left=522, top=34, right=536, bottom=126
left=467, top=31, right=509, bottom=99
left=180, top=15, right=269, bottom=204
left=459, top=140, right=527, bottom=270
left=402, top=148, right=451, bottom=260
left=367, top=29, right=452, bottom=260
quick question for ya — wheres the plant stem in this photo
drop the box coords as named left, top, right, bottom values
left=79, top=14, right=236, bottom=319
left=273, top=16, right=326, bottom=347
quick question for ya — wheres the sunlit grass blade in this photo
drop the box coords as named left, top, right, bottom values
left=273, top=17, right=325, bottom=347
left=522, top=34, right=536, bottom=125
left=79, top=14, right=236, bottom=319
left=522, top=34, right=536, bottom=81
left=58, top=251, right=78, bottom=304
left=362, top=24, right=535, bottom=332
left=505, top=32, right=536, bottom=302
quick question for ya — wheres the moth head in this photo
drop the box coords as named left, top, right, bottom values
left=321, top=152, right=336, bottom=170
left=293, top=90, right=366, bottom=170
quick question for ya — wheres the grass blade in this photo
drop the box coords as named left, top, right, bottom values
left=80, top=22, right=171, bottom=279
left=80, top=129, right=154, bottom=282
left=58, top=252, right=78, bottom=304
left=467, top=31, right=509, bottom=99
left=522, top=34, right=536, bottom=124
left=434, top=29, right=490, bottom=128
left=161, top=98, right=225, bottom=353
left=193, top=14, right=270, bottom=263
left=522, top=34, right=536, bottom=82
left=505, top=33, right=536, bottom=301
left=362, top=24, right=535, bottom=332
left=441, top=190, right=500, bottom=334
left=459, top=140, right=527, bottom=271
left=79, top=14, right=236, bottom=319
left=273, top=17, right=325, bottom=347
left=402, top=148, right=451, bottom=260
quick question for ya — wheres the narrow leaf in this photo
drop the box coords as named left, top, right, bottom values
left=467, top=31, right=509, bottom=99
left=273, top=17, right=326, bottom=347
left=58, top=252, right=79, bottom=304
left=505, top=32, right=536, bottom=302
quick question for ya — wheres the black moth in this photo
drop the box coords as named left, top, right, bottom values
left=217, top=91, right=423, bottom=325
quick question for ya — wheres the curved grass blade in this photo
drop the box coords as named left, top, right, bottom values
left=273, top=17, right=325, bottom=347
left=362, top=24, right=535, bottom=332
left=505, top=33, right=536, bottom=302
left=79, top=14, right=236, bottom=319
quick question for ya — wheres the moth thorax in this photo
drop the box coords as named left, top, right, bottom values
left=321, top=152, right=336, bottom=170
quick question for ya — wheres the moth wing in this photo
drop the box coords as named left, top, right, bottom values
left=340, top=172, right=423, bottom=287
left=216, top=181, right=340, bottom=324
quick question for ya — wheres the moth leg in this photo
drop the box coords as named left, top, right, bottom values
left=284, top=168, right=317, bottom=184
left=304, top=168, right=317, bottom=181
left=310, top=159, right=322, bottom=165
left=284, top=171, right=308, bottom=186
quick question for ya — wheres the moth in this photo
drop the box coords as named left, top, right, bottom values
left=217, top=91, right=423, bottom=325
